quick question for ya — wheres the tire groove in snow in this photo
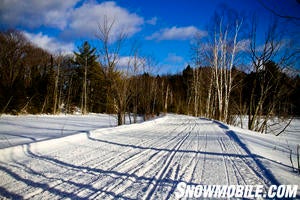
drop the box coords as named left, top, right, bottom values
left=93, top=121, right=188, bottom=197
left=142, top=128, right=192, bottom=200
left=223, top=133, right=270, bottom=187
left=218, top=138, right=230, bottom=186
left=95, top=119, right=194, bottom=199
left=90, top=118, right=190, bottom=199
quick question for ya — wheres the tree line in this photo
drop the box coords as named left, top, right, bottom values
left=0, top=12, right=299, bottom=132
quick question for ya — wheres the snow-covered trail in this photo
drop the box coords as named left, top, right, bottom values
left=0, top=115, right=277, bottom=199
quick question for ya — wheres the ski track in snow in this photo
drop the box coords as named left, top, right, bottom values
left=0, top=115, right=282, bottom=199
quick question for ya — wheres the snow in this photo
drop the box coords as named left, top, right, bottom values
left=229, top=122, right=300, bottom=186
left=0, top=114, right=299, bottom=199
left=0, top=114, right=121, bottom=149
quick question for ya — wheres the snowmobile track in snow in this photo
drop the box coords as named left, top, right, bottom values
left=0, top=115, right=279, bottom=199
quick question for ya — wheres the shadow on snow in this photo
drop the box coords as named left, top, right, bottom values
left=0, top=117, right=295, bottom=199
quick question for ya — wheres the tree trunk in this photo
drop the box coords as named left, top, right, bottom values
left=53, top=59, right=59, bottom=114
left=117, top=112, right=123, bottom=126
left=164, top=84, right=169, bottom=113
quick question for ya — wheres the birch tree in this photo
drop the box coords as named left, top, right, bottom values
left=191, top=11, right=243, bottom=122
left=204, top=10, right=243, bottom=122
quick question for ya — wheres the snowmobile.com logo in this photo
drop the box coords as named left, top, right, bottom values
left=175, top=182, right=298, bottom=199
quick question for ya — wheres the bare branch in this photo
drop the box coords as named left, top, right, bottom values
left=257, top=0, right=300, bottom=20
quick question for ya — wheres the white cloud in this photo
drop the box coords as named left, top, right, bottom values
left=0, top=0, right=78, bottom=29
left=118, top=56, right=133, bottom=67
left=64, top=1, right=144, bottom=41
left=165, top=53, right=184, bottom=63
left=237, top=39, right=251, bottom=52
left=159, top=62, right=189, bottom=74
left=146, top=17, right=158, bottom=25
left=23, top=31, right=75, bottom=55
left=147, top=26, right=207, bottom=41
left=117, top=56, right=146, bottom=70
left=0, top=1, right=144, bottom=42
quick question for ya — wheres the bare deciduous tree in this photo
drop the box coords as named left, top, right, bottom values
left=247, top=19, right=295, bottom=132
left=191, top=12, right=243, bottom=122
left=96, top=16, right=129, bottom=125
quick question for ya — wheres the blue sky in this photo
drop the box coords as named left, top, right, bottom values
left=1, top=0, right=299, bottom=74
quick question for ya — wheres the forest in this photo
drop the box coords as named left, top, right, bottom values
left=0, top=12, right=299, bottom=133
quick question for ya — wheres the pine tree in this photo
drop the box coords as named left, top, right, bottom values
left=74, top=41, right=99, bottom=114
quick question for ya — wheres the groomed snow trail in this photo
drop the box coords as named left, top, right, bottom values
left=0, top=115, right=275, bottom=199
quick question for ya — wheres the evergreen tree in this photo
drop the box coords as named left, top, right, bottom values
left=74, top=41, right=103, bottom=114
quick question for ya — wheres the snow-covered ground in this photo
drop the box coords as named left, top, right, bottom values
left=229, top=122, right=300, bottom=186
left=0, top=114, right=120, bottom=149
left=0, top=114, right=299, bottom=199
